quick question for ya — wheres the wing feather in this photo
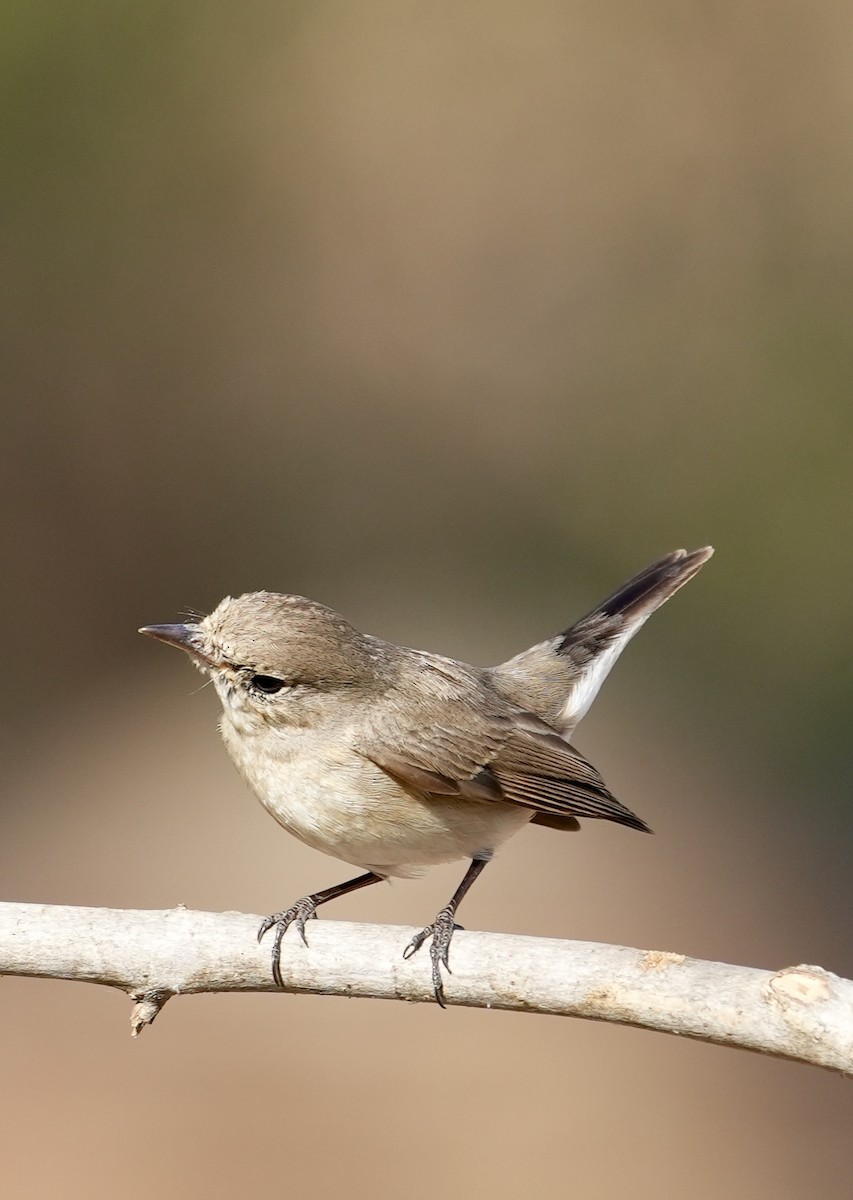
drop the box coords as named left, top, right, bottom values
left=358, top=668, right=650, bottom=834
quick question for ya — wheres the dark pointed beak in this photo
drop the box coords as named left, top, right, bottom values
left=139, top=623, right=216, bottom=667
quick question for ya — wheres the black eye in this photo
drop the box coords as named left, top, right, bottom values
left=250, top=674, right=287, bottom=695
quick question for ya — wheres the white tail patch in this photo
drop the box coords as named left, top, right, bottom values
left=557, top=614, right=652, bottom=731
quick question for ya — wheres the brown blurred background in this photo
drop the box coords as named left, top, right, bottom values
left=2, top=2, right=852, bottom=1197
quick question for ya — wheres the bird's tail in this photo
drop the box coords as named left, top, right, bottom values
left=490, top=547, right=714, bottom=733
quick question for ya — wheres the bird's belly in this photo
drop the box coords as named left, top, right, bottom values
left=221, top=725, right=531, bottom=877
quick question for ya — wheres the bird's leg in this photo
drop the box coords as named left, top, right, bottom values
left=258, top=871, right=384, bottom=987
left=403, top=857, right=490, bottom=1007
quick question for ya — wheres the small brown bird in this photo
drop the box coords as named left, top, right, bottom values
left=141, top=546, right=713, bottom=1004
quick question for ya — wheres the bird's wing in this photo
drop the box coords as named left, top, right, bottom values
left=357, top=665, right=649, bottom=833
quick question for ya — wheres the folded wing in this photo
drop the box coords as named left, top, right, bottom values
left=359, top=689, right=650, bottom=834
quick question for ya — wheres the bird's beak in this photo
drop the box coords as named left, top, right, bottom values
left=138, top=623, right=218, bottom=668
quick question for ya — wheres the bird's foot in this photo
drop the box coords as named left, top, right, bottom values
left=403, top=906, right=460, bottom=1008
left=257, top=896, right=319, bottom=987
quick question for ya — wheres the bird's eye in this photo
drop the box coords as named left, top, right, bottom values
left=250, top=674, right=287, bottom=695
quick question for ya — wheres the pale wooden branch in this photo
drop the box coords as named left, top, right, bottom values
left=1, top=901, right=851, bottom=1071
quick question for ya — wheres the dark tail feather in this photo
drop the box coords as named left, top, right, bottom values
left=557, top=546, right=714, bottom=655
left=490, top=545, right=713, bottom=732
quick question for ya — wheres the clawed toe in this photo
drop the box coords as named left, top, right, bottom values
left=403, top=908, right=460, bottom=1007
left=256, top=872, right=385, bottom=988
left=257, top=897, right=319, bottom=987
left=402, top=926, right=429, bottom=959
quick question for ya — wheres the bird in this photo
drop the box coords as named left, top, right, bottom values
left=140, top=545, right=713, bottom=1005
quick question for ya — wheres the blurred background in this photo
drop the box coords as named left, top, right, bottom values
left=2, top=2, right=852, bottom=1196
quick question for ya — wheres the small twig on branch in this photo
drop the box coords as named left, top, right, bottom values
left=0, top=901, right=850, bottom=1070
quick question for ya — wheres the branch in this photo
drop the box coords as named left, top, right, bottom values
left=1, top=902, right=850, bottom=1070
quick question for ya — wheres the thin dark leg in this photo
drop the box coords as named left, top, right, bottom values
left=258, top=871, right=384, bottom=988
left=403, top=857, right=490, bottom=1007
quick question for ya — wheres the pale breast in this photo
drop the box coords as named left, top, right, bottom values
left=219, top=720, right=531, bottom=877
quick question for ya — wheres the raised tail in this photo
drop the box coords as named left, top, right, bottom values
left=489, top=546, right=713, bottom=733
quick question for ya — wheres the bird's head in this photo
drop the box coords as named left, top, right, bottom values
left=140, top=592, right=382, bottom=733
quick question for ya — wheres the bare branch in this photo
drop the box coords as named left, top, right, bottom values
left=1, top=901, right=851, bottom=1069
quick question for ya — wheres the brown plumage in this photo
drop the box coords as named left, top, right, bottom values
left=140, top=545, right=713, bottom=1004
